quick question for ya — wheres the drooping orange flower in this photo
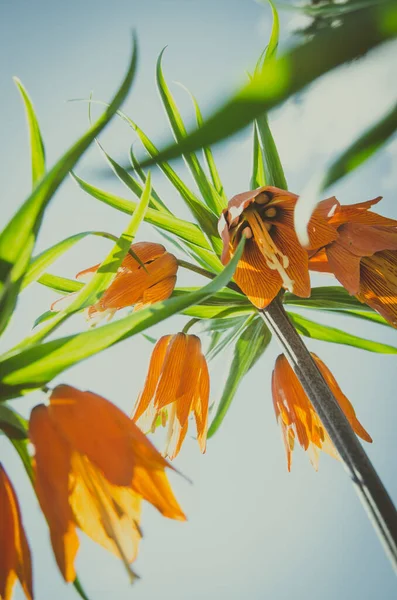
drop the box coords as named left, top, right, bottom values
left=309, top=196, right=397, bottom=327
left=0, top=464, right=33, bottom=600
left=51, top=242, right=178, bottom=321
left=271, top=354, right=372, bottom=471
left=29, top=385, right=185, bottom=583
left=218, top=186, right=338, bottom=308
left=132, top=333, right=210, bottom=460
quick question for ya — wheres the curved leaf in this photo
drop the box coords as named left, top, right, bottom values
left=0, top=239, right=245, bottom=399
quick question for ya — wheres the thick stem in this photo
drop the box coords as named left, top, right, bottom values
left=261, top=297, right=397, bottom=572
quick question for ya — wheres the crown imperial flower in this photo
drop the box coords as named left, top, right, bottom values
left=218, top=186, right=338, bottom=308
left=271, top=354, right=372, bottom=471
left=132, top=333, right=210, bottom=460
left=29, top=385, right=185, bottom=583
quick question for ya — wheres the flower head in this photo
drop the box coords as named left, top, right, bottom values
left=271, top=354, right=372, bottom=471
left=0, top=464, right=33, bottom=600
left=309, top=197, right=397, bottom=327
left=132, top=333, right=210, bottom=460
left=51, top=242, right=178, bottom=322
left=29, top=385, right=185, bottom=583
left=219, top=186, right=337, bottom=308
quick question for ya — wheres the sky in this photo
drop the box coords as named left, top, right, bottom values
left=1, top=0, right=397, bottom=599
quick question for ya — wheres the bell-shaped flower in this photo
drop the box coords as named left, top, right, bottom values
left=218, top=186, right=338, bottom=308
left=51, top=242, right=178, bottom=322
left=29, top=385, right=185, bottom=583
left=271, top=354, right=372, bottom=471
left=309, top=196, right=397, bottom=327
left=132, top=333, right=210, bottom=460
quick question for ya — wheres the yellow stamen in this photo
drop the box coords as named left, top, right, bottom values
left=245, top=210, right=294, bottom=292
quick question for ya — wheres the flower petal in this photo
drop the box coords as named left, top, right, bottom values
left=326, top=242, right=362, bottom=295
left=130, top=466, right=186, bottom=520
left=175, top=336, right=202, bottom=427
left=313, top=354, right=372, bottom=442
left=29, top=405, right=79, bottom=583
left=233, top=240, right=282, bottom=308
left=154, top=334, right=188, bottom=409
left=0, top=465, right=33, bottom=600
left=194, top=355, right=210, bottom=454
left=133, top=336, right=172, bottom=423
left=48, top=385, right=168, bottom=487
left=272, top=223, right=310, bottom=297
left=358, top=250, right=397, bottom=328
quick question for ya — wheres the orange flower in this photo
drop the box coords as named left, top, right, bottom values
left=0, top=465, right=33, bottom=600
left=218, top=186, right=338, bottom=308
left=271, top=354, right=372, bottom=471
left=309, top=196, right=397, bottom=327
left=51, top=242, right=178, bottom=321
left=132, top=333, right=210, bottom=460
left=29, top=385, right=185, bottom=583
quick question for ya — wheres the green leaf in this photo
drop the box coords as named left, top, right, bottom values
left=250, top=123, right=267, bottom=189
left=288, top=311, right=397, bottom=353
left=116, top=112, right=221, bottom=252
left=284, top=286, right=374, bottom=311
left=71, top=172, right=212, bottom=251
left=206, top=315, right=255, bottom=361
left=97, top=141, right=170, bottom=213
left=0, top=37, right=138, bottom=336
left=22, top=231, right=122, bottom=290
left=295, top=100, right=397, bottom=245
left=0, top=404, right=28, bottom=439
left=12, top=174, right=152, bottom=350
left=13, top=77, right=46, bottom=188
left=208, top=317, right=272, bottom=437
left=38, top=273, right=83, bottom=293
left=0, top=239, right=245, bottom=399
left=255, top=113, right=288, bottom=188
left=129, top=1, right=397, bottom=168
left=156, top=50, right=223, bottom=215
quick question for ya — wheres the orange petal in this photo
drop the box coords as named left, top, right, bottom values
left=49, top=385, right=168, bottom=487
left=308, top=248, right=331, bottom=273
left=175, top=336, right=203, bottom=427
left=154, top=334, right=188, bottom=410
left=29, top=405, right=79, bottom=583
left=121, top=242, right=167, bottom=272
left=76, top=263, right=100, bottom=282
left=130, top=466, right=186, bottom=521
left=336, top=223, right=397, bottom=257
left=329, top=197, right=384, bottom=226
left=313, top=355, right=372, bottom=442
left=164, top=418, right=189, bottom=461
left=272, top=223, right=310, bottom=298
left=357, top=250, right=397, bottom=328
left=133, top=335, right=172, bottom=423
left=134, top=276, right=177, bottom=310
left=233, top=240, right=282, bottom=308
left=326, top=241, right=362, bottom=295
left=0, top=465, right=33, bottom=600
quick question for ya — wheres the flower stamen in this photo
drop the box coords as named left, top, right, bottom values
left=245, top=210, right=294, bottom=291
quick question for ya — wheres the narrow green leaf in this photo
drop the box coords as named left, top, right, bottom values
left=156, top=50, right=224, bottom=215
left=13, top=78, right=46, bottom=188
left=206, top=314, right=255, bottom=361
left=0, top=239, right=245, bottom=399
left=174, top=82, right=227, bottom=211
left=116, top=112, right=221, bottom=251
left=284, top=286, right=374, bottom=311
left=129, top=1, right=396, bottom=168
left=0, top=37, right=137, bottom=336
left=263, top=0, right=279, bottom=61
left=12, top=174, right=152, bottom=350
left=38, top=273, right=83, bottom=293
left=288, top=311, right=397, bottom=353
left=0, top=404, right=28, bottom=439
left=71, top=172, right=213, bottom=251
left=22, top=231, right=121, bottom=290
left=208, top=317, right=272, bottom=437
left=250, top=122, right=267, bottom=189
left=97, top=142, right=170, bottom=213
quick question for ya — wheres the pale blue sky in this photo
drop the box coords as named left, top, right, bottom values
left=1, top=1, right=397, bottom=599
